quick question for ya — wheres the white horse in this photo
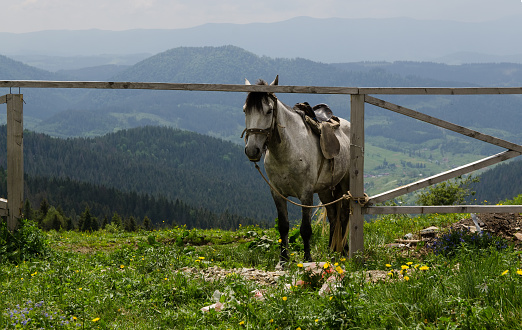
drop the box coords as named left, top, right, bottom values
left=243, top=76, right=351, bottom=262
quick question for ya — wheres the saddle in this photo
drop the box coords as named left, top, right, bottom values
left=293, top=102, right=341, bottom=159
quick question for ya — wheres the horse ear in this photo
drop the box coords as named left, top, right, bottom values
left=270, top=75, right=279, bottom=86
left=245, top=78, right=251, bottom=85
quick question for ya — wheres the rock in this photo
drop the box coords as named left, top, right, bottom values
left=420, top=226, right=439, bottom=237
left=403, top=233, right=414, bottom=240
left=514, top=232, right=522, bottom=241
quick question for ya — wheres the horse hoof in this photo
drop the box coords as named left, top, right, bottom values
left=304, top=254, right=313, bottom=262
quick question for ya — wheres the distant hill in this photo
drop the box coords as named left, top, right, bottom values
left=0, top=125, right=286, bottom=222
left=2, top=16, right=522, bottom=63
left=469, top=159, right=522, bottom=205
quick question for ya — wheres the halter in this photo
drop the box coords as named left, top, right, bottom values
left=241, top=94, right=281, bottom=144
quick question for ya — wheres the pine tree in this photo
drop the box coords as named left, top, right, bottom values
left=143, top=216, right=151, bottom=231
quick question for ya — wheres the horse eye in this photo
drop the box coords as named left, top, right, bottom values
left=266, top=109, right=273, bottom=114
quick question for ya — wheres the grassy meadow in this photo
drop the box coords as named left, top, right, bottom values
left=2, top=208, right=522, bottom=329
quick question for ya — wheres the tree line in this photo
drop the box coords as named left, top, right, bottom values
left=0, top=169, right=269, bottom=231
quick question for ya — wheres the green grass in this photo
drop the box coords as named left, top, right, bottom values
left=2, top=212, right=522, bottom=329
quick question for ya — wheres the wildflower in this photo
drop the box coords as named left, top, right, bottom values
left=282, top=296, right=287, bottom=301
left=239, top=320, right=245, bottom=325
left=414, top=264, right=420, bottom=269
left=385, top=264, right=392, bottom=268
left=335, top=266, right=344, bottom=275
left=315, top=319, right=319, bottom=322
left=406, top=262, right=413, bottom=265
left=501, top=270, right=509, bottom=276
left=297, top=263, right=303, bottom=268
left=195, top=259, right=200, bottom=263
left=419, top=265, right=429, bottom=271
left=278, top=239, right=282, bottom=243
left=404, top=276, right=410, bottom=281
left=323, top=262, right=330, bottom=269
left=517, top=269, right=522, bottom=276
left=329, top=296, right=333, bottom=300
left=198, top=256, right=205, bottom=260
left=340, top=257, right=346, bottom=262
left=120, top=265, right=124, bottom=269
left=387, top=272, right=393, bottom=277
left=78, top=288, right=82, bottom=291
left=269, top=319, right=274, bottom=323
left=92, top=317, right=100, bottom=322
left=401, top=265, right=409, bottom=270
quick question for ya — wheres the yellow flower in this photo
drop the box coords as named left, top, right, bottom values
left=517, top=269, right=522, bottom=276
left=297, top=263, right=303, bottom=268
left=501, top=270, right=509, bottom=276
left=419, top=265, right=429, bottom=271
left=404, top=276, right=410, bottom=281
left=385, top=264, right=392, bottom=268
left=335, top=266, right=344, bottom=274
left=323, top=262, right=330, bottom=269
left=401, top=265, right=409, bottom=270
left=239, top=321, right=245, bottom=325
left=195, top=259, right=200, bottom=263
left=92, top=317, right=100, bottom=322
left=78, top=288, right=82, bottom=291
left=198, top=256, right=205, bottom=260
left=120, top=265, right=124, bottom=269
left=164, top=278, right=168, bottom=281
left=340, top=258, right=346, bottom=262
left=334, top=262, right=339, bottom=266
left=269, top=319, right=274, bottom=323
left=329, top=296, right=333, bottom=300
left=406, top=262, right=413, bottom=265
left=315, top=319, right=319, bottom=322
left=297, top=328, right=302, bottom=330
left=278, top=239, right=282, bottom=243
left=73, top=316, right=77, bottom=320
left=414, top=264, right=420, bottom=269
left=282, top=296, right=287, bottom=301
left=387, top=272, right=393, bottom=277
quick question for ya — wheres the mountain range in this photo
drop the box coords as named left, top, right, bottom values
left=2, top=16, right=522, bottom=65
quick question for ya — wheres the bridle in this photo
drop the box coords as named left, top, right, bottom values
left=241, top=93, right=280, bottom=145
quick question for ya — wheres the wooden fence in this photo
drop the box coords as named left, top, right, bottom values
left=2, top=80, right=522, bottom=257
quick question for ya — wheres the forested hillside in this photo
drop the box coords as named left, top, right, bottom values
left=0, top=170, right=265, bottom=230
left=0, top=125, right=280, bottom=221
left=469, top=159, right=522, bottom=204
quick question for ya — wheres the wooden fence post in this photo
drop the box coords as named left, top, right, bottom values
left=349, top=93, right=365, bottom=258
left=6, top=94, right=24, bottom=231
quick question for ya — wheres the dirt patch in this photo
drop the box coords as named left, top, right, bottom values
left=450, top=213, right=522, bottom=243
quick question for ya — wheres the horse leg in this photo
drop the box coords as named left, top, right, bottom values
left=319, top=188, right=349, bottom=254
left=300, top=193, right=314, bottom=262
left=271, top=191, right=290, bottom=262
left=318, top=191, right=339, bottom=251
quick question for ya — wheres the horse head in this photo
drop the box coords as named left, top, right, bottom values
left=242, top=76, right=280, bottom=162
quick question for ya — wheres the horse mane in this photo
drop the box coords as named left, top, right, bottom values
left=244, top=79, right=270, bottom=113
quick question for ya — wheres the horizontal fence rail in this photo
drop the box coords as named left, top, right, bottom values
left=2, top=80, right=522, bottom=95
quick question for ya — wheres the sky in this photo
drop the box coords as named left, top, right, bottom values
left=2, top=0, right=522, bottom=33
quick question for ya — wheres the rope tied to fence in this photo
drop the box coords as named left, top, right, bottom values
left=254, top=163, right=369, bottom=209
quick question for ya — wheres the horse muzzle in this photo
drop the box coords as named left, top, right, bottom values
left=244, top=145, right=262, bottom=162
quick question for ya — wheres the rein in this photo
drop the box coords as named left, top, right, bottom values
left=254, top=163, right=356, bottom=209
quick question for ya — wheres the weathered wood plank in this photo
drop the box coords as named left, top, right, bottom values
left=0, top=80, right=359, bottom=94
left=349, top=94, right=365, bottom=258
left=6, top=94, right=24, bottom=231
left=1, top=81, right=522, bottom=95
left=359, top=87, right=522, bottom=95
left=365, top=205, right=522, bottom=215
left=370, top=150, right=522, bottom=205
left=365, top=95, right=522, bottom=153
left=0, top=95, right=6, bottom=104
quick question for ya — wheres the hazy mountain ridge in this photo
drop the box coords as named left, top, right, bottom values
left=2, top=16, right=522, bottom=64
